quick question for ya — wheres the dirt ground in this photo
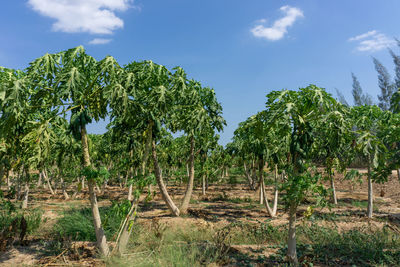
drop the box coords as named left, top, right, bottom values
left=1, top=170, right=400, bottom=266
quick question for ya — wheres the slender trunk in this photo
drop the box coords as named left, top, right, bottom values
left=44, top=171, right=54, bottom=195
left=330, top=170, right=337, bottom=205
left=206, top=175, right=209, bottom=190
left=202, top=174, right=206, bottom=196
left=62, top=178, right=69, bottom=200
left=102, top=180, right=107, bottom=194
left=244, top=163, right=255, bottom=190
left=251, top=159, right=257, bottom=181
left=287, top=201, right=298, bottom=265
left=22, top=181, right=29, bottom=209
left=53, top=176, right=59, bottom=194
left=47, top=178, right=54, bottom=195
left=225, top=167, right=229, bottom=177
left=259, top=159, right=275, bottom=217
left=272, top=164, right=279, bottom=216
left=124, top=174, right=128, bottom=187
left=143, top=123, right=153, bottom=197
left=128, top=184, right=133, bottom=201
left=81, top=177, right=85, bottom=190
left=180, top=136, right=195, bottom=214
left=0, top=167, right=4, bottom=185
left=152, top=140, right=180, bottom=216
left=96, top=184, right=101, bottom=194
left=397, top=169, right=400, bottom=183
left=16, top=169, right=22, bottom=200
left=259, top=185, right=264, bottom=204
left=37, top=171, right=42, bottom=187
left=115, top=200, right=138, bottom=254
left=6, top=169, right=11, bottom=190
left=258, top=160, right=264, bottom=205
left=88, top=180, right=109, bottom=256
left=81, top=124, right=110, bottom=257
left=367, top=158, right=373, bottom=218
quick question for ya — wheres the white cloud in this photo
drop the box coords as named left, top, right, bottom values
left=89, top=38, right=112, bottom=45
left=251, top=5, right=304, bottom=41
left=348, top=30, right=377, bottom=42
left=28, top=0, right=133, bottom=35
left=348, top=30, right=395, bottom=52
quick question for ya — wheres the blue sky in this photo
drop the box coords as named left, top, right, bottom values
left=1, top=0, right=400, bottom=144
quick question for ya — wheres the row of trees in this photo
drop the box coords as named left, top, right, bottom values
left=0, top=46, right=226, bottom=255
left=229, top=85, right=400, bottom=264
left=1, top=46, right=399, bottom=265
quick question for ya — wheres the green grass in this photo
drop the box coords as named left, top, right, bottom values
left=108, top=223, right=225, bottom=266
left=269, top=225, right=400, bottom=266
left=53, top=199, right=132, bottom=241
left=0, top=199, right=43, bottom=237
left=49, top=196, right=400, bottom=266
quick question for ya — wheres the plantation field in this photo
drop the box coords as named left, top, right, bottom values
left=1, top=170, right=400, bottom=267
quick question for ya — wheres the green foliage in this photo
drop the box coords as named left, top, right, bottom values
left=81, top=166, right=110, bottom=183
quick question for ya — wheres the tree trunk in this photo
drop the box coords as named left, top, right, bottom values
left=259, top=159, right=275, bottom=217
left=330, top=170, right=337, bottom=205
left=16, top=170, right=22, bottom=200
left=37, top=171, right=42, bottom=188
left=21, top=181, right=29, bottom=209
left=271, top=164, right=279, bottom=216
left=180, top=136, right=195, bottom=214
left=397, top=169, right=400, bottom=183
left=244, top=163, right=255, bottom=190
left=258, top=159, right=264, bottom=204
left=6, top=169, right=11, bottom=190
left=143, top=123, right=153, bottom=197
left=128, top=184, right=133, bottom=201
left=62, top=178, right=69, bottom=200
left=287, top=201, right=298, bottom=265
left=96, top=184, right=101, bottom=194
left=42, top=170, right=54, bottom=195
left=202, top=174, right=206, bottom=196
left=367, top=159, right=373, bottom=218
left=259, top=184, right=264, bottom=204
left=114, top=199, right=138, bottom=254
left=81, top=124, right=110, bottom=257
left=102, top=180, right=107, bottom=194
left=152, top=140, right=180, bottom=216
left=0, top=167, right=4, bottom=185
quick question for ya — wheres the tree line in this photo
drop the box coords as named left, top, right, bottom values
left=1, top=46, right=399, bottom=265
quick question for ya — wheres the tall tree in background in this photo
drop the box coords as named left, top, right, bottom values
left=352, top=73, right=373, bottom=106
left=389, top=45, right=400, bottom=91
left=335, top=88, right=349, bottom=106
left=373, top=57, right=395, bottom=111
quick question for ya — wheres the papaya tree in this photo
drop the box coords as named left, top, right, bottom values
left=313, top=105, right=353, bottom=204
left=171, top=78, right=225, bottom=213
left=351, top=105, right=392, bottom=218
left=26, top=46, right=121, bottom=256
left=265, top=85, right=339, bottom=264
